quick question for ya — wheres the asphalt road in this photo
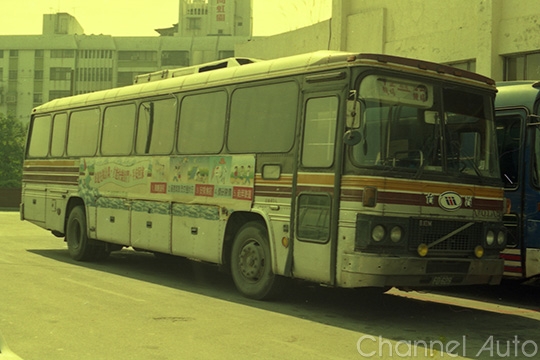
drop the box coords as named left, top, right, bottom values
left=1, top=211, right=539, bottom=360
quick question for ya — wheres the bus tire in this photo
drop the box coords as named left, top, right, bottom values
left=230, top=221, right=282, bottom=300
left=66, top=205, right=96, bottom=262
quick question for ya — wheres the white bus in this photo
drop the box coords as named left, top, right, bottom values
left=21, top=51, right=507, bottom=299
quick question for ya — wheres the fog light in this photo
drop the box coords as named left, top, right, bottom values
left=372, top=225, right=385, bottom=242
left=497, top=231, right=506, bottom=246
left=282, top=236, right=289, bottom=248
left=390, top=226, right=403, bottom=243
left=417, top=243, right=428, bottom=257
left=474, top=245, right=484, bottom=258
left=486, top=230, right=495, bottom=246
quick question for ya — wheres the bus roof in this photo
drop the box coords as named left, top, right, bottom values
left=495, top=80, right=540, bottom=111
left=33, top=50, right=497, bottom=114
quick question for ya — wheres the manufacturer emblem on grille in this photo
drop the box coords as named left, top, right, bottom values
left=438, top=191, right=462, bottom=211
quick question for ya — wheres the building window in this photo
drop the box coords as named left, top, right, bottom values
left=78, top=67, right=113, bottom=82
left=50, top=50, right=75, bottom=58
left=35, top=50, right=44, bottom=58
left=446, top=59, right=476, bottom=73
left=33, top=93, right=43, bottom=104
left=9, top=50, right=18, bottom=58
left=118, top=51, right=157, bottom=61
left=9, top=70, right=17, bottom=80
left=117, top=72, right=138, bottom=87
left=161, top=51, right=189, bottom=66
left=0, top=50, right=4, bottom=58
left=34, top=70, right=43, bottom=80
left=49, top=90, right=71, bottom=101
left=50, top=67, right=72, bottom=81
left=99, top=50, right=112, bottom=59
left=218, top=51, right=234, bottom=59
left=79, top=50, right=111, bottom=59
left=188, top=18, right=201, bottom=30
left=505, top=52, right=540, bottom=80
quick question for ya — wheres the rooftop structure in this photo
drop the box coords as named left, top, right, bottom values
left=0, top=0, right=253, bottom=123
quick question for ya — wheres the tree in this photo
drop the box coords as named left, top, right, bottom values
left=0, top=114, right=26, bottom=188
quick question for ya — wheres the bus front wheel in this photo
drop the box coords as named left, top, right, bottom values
left=66, top=205, right=97, bottom=261
left=230, top=222, right=282, bottom=300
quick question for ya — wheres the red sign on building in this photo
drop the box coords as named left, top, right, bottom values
left=216, top=0, right=226, bottom=21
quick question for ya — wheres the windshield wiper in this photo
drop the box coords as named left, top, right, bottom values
left=449, top=140, right=484, bottom=181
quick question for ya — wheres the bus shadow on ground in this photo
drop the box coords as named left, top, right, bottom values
left=29, top=247, right=540, bottom=358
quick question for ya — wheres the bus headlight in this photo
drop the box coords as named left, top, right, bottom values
left=485, top=230, right=495, bottom=246
left=372, top=225, right=385, bottom=242
left=497, top=230, right=506, bottom=246
left=390, top=226, right=403, bottom=243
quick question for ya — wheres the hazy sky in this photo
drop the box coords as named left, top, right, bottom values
left=0, top=0, right=331, bottom=37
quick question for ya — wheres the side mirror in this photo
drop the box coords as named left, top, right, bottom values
left=343, top=129, right=362, bottom=146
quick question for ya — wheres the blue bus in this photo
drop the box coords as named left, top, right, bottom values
left=495, top=81, right=540, bottom=280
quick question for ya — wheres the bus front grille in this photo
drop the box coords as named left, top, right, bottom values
left=408, top=219, right=483, bottom=253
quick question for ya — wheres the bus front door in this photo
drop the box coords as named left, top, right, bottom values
left=496, top=109, right=527, bottom=278
left=292, top=93, right=342, bottom=285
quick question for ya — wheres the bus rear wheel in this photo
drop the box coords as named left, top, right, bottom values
left=66, top=205, right=98, bottom=261
left=230, top=222, right=282, bottom=300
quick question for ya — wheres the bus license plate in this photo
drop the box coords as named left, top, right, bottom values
left=431, top=276, right=453, bottom=286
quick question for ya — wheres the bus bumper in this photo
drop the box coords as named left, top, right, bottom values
left=339, top=253, right=504, bottom=288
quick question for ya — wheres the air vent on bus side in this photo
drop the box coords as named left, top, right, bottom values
left=133, top=57, right=260, bottom=84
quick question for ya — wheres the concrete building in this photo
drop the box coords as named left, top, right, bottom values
left=4, top=0, right=540, bottom=124
left=0, top=0, right=252, bottom=123
left=236, top=0, right=540, bottom=83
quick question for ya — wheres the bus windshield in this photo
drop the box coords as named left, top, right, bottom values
left=351, top=74, right=499, bottom=179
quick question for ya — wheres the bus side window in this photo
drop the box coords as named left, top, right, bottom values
left=178, top=91, right=226, bottom=154
left=136, top=97, right=177, bottom=155
left=102, top=104, right=136, bottom=155
left=28, top=115, right=52, bottom=158
left=50, top=113, right=67, bottom=157
left=228, top=81, right=298, bottom=153
left=297, top=194, right=331, bottom=242
left=67, top=109, right=100, bottom=157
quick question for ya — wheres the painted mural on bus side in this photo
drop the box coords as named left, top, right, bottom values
left=78, top=155, right=255, bottom=207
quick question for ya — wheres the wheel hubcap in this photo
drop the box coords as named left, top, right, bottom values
left=69, top=221, right=81, bottom=249
left=238, top=240, right=264, bottom=281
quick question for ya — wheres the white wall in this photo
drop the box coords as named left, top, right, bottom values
left=235, top=20, right=331, bottom=59
left=235, top=0, right=540, bottom=81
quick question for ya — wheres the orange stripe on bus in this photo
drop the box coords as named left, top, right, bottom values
left=23, top=159, right=78, bottom=167
left=341, top=175, right=503, bottom=198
